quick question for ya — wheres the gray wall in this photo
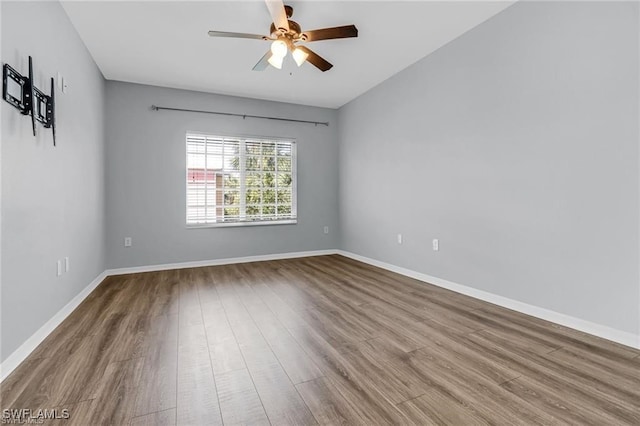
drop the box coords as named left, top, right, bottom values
left=1, top=0, right=637, bottom=365
left=338, top=1, right=639, bottom=335
left=105, top=82, right=339, bottom=269
left=1, top=1, right=106, bottom=361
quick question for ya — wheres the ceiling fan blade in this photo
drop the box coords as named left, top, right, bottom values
left=297, top=46, right=333, bottom=72
left=208, top=31, right=267, bottom=40
left=265, top=0, right=289, bottom=32
left=302, top=25, right=358, bottom=42
left=252, top=50, right=273, bottom=71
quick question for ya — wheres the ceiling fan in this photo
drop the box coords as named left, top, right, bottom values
left=208, top=0, right=358, bottom=72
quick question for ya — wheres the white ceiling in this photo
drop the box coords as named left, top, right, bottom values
left=61, top=1, right=514, bottom=108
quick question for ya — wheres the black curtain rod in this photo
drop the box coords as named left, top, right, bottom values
left=151, top=105, right=329, bottom=127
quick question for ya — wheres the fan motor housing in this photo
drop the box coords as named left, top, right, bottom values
left=270, top=20, right=302, bottom=38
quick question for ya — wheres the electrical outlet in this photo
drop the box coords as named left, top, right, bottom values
left=397, top=234, right=403, bottom=245
left=57, top=260, right=63, bottom=277
left=323, top=226, right=329, bottom=234
left=432, top=239, right=439, bottom=251
left=64, top=257, right=69, bottom=272
left=124, top=237, right=132, bottom=247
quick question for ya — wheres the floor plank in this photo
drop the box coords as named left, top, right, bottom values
left=82, top=357, right=144, bottom=424
left=133, top=314, right=178, bottom=417
left=202, top=307, right=246, bottom=375
left=500, top=374, right=631, bottom=425
left=397, top=391, right=492, bottom=425
left=176, top=324, right=222, bottom=425
left=215, top=368, right=270, bottom=425
left=297, top=377, right=380, bottom=425
left=130, top=408, right=176, bottom=426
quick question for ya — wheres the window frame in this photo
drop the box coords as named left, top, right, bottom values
left=185, top=131, right=298, bottom=228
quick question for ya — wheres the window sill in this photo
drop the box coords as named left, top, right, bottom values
left=186, top=219, right=297, bottom=229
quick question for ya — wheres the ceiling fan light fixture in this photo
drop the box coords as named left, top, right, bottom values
left=208, top=1, right=357, bottom=72
left=292, top=47, right=309, bottom=67
left=270, top=39, right=288, bottom=58
left=267, top=54, right=284, bottom=69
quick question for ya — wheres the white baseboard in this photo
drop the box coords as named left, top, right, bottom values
left=337, top=250, right=640, bottom=350
left=105, top=249, right=338, bottom=276
left=0, top=271, right=108, bottom=382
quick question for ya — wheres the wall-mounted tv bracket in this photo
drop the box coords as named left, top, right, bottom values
left=2, top=56, right=56, bottom=146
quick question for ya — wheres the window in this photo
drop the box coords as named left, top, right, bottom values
left=186, top=133, right=297, bottom=226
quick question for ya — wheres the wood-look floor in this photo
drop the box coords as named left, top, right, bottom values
left=1, top=255, right=639, bottom=425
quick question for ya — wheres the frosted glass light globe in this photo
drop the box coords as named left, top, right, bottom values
left=292, top=47, right=308, bottom=66
left=268, top=54, right=284, bottom=69
left=270, top=39, right=288, bottom=58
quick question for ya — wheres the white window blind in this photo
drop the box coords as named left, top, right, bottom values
left=186, top=133, right=297, bottom=226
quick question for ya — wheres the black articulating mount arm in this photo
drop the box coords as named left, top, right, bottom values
left=3, top=56, right=56, bottom=146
